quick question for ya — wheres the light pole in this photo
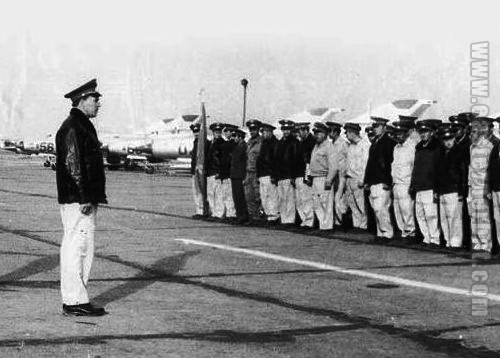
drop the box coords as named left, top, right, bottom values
left=241, top=78, right=248, bottom=127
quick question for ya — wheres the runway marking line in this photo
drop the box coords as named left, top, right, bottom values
left=176, top=238, right=500, bottom=303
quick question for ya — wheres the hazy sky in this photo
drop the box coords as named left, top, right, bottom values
left=0, top=0, right=499, bottom=137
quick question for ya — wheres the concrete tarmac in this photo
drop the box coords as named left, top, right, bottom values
left=1, top=152, right=499, bottom=357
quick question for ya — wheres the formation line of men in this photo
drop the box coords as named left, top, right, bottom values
left=190, top=112, right=500, bottom=260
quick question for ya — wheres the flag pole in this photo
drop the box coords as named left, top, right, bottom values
left=196, top=88, right=209, bottom=216
left=241, top=78, right=248, bottom=127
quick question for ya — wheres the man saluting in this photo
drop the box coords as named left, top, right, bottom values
left=56, top=79, right=107, bottom=316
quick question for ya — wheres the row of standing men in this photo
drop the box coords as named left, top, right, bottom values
left=190, top=111, right=500, bottom=259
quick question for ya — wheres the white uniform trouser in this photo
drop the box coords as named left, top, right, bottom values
left=312, top=177, right=334, bottom=230
left=221, top=179, right=236, bottom=218
left=278, top=179, right=296, bottom=224
left=295, top=177, right=314, bottom=227
left=468, top=187, right=491, bottom=252
left=207, top=175, right=221, bottom=217
left=369, top=184, right=393, bottom=238
left=415, top=190, right=440, bottom=245
left=393, top=184, right=415, bottom=238
left=60, top=203, right=96, bottom=305
left=345, top=178, right=367, bottom=229
left=440, top=192, right=463, bottom=247
left=334, top=182, right=346, bottom=226
left=259, top=176, right=279, bottom=221
left=192, top=175, right=204, bottom=215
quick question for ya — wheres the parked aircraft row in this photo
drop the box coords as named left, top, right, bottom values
left=0, top=99, right=436, bottom=173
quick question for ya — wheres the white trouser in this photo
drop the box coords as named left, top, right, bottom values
left=207, top=175, right=221, bottom=217
left=468, top=187, right=491, bottom=252
left=345, top=178, right=367, bottom=229
left=192, top=175, right=204, bottom=215
left=440, top=192, right=463, bottom=247
left=60, top=203, right=96, bottom=305
left=369, top=184, right=393, bottom=238
left=278, top=179, right=296, bottom=224
left=221, top=179, right=236, bottom=218
left=333, top=180, right=345, bottom=226
left=259, top=176, right=279, bottom=220
left=312, top=177, right=334, bottom=230
left=393, top=183, right=415, bottom=238
left=295, top=177, right=314, bottom=227
left=415, top=190, right=440, bottom=245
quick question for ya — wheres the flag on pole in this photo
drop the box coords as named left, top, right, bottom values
left=196, top=99, right=208, bottom=215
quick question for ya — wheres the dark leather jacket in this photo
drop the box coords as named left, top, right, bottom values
left=230, top=141, right=247, bottom=179
left=256, top=135, right=278, bottom=178
left=274, top=135, right=300, bottom=180
left=364, top=132, right=396, bottom=186
left=297, top=133, right=316, bottom=177
left=56, top=108, right=107, bottom=204
left=206, top=137, right=224, bottom=177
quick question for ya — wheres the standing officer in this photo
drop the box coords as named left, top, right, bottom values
left=190, top=122, right=210, bottom=218
left=56, top=79, right=107, bottom=316
left=469, top=116, right=494, bottom=255
left=206, top=123, right=224, bottom=218
left=451, top=112, right=474, bottom=249
left=391, top=121, right=417, bottom=241
left=230, top=128, right=249, bottom=224
left=410, top=119, right=442, bottom=246
left=437, top=126, right=467, bottom=248
left=364, top=116, right=396, bottom=241
left=309, top=122, right=337, bottom=230
left=274, top=120, right=299, bottom=225
left=219, top=124, right=238, bottom=220
left=256, top=123, right=280, bottom=222
left=326, top=121, right=348, bottom=226
left=343, top=122, right=370, bottom=230
left=295, top=122, right=316, bottom=228
left=244, top=119, right=263, bottom=221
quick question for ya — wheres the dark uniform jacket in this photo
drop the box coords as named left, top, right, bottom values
left=56, top=108, right=107, bottom=205
left=256, top=135, right=278, bottom=178
left=297, top=133, right=316, bottom=177
left=190, top=137, right=211, bottom=175
left=436, top=145, right=467, bottom=196
left=206, top=137, right=224, bottom=177
left=274, top=135, right=300, bottom=181
left=230, top=141, right=247, bottom=180
left=364, top=132, right=396, bottom=186
left=220, top=139, right=235, bottom=180
left=410, top=137, right=441, bottom=193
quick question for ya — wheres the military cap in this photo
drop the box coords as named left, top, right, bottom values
left=312, top=122, right=329, bottom=133
left=295, top=122, right=311, bottom=130
left=209, top=122, right=225, bottom=131
left=234, top=128, right=246, bottom=137
left=246, top=119, right=262, bottom=130
left=223, top=123, right=239, bottom=131
left=325, top=121, right=343, bottom=129
left=398, top=115, right=418, bottom=122
left=260, top=122, right=276, bottom=131
left=457, top=112, right=477, bottom=124
left=392, top=121, right=413, bottom=131
left=64, top=78, right=102, bottom=101
left=190, top=123, right=201, bottom=132
left=343, top=122, right=361, bottom=132
left=278, top=119, right=295, bottom=130
left=416, top=119, right=441, bottom=131
left=370, top=116, right=390, bottom=125
left=441, top=128, right=456, bottom=140
left=475, top=116, right=495, bottom=127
